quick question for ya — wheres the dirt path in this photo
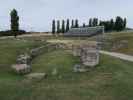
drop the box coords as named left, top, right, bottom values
left=100, top=51, right=133, bottom=62
left=0, top=33, right=52, bottom=39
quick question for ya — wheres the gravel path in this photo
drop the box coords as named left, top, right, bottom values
left=100, top=51, right=133, bottom=62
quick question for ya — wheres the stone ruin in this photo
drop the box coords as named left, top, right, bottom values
left=11, top=53, right=32, bottom=74
left=11, top=44, right=57, bottom=75
left=72, top=42, right=99, bottom=72
left=112, top=40, right=128, bottom=51
left=52, top=42, right=100, bottom=72
left=80, top=44, right=99, bottom=67
left=11, top=40, right=100, bottom=74
left=72, top=45, right=81, bottom=56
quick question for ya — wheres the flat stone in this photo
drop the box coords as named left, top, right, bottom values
left=25, top=73, right=47, bottom=80
left=73, top=64, right=89, bottom=73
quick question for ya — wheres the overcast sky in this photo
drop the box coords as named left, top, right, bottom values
left=0, top=0, right=132, bottom=32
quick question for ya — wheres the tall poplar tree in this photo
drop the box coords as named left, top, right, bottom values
left=123, top=18, right=127, bottom=29
left=83, top=23, right=86, bottom=27
left=89, top=18, right=92, bottom=27
left=66, top=19, right=70, bottom=32
left=75, top=19, right=79, bottom=28
left=10, top=9, right=19, bottom=37
left=71, top=19, right=74, bottom=28
left=92, top=18, right=98, bottom=26
left=52, top=20, right=56, bottom=35
left=61, top=20, right=65, bottom=33
left=110, top=19, right=114, bottom=30
left=115, top=16, right=124, bottom=31
left=57, top=20, right=60, bottom=33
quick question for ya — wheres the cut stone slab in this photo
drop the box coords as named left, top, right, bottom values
left=11, top=64, right=31, bottom=74
left=72, top=43, right=100, bottom=67
left=73, top=64, right=89, bottom=73
left=80, top=44, right=99, bottom=67
left=17, top=54, right=31, bottom=64
left=25, top=73, right=47, bottom=80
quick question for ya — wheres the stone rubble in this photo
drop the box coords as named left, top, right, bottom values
left=11, top=64, right=31, bottom=74
left=73, top=43, right=99, bottom=68
left=25, top=73, right=47, bottom=80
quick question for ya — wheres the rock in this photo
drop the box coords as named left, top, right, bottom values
left=56, top=43, right=64, bottom=49
left=30, top=46, right=45, bottom=58
left=52, top=68, right=58, bottom=75
left=30, top=48, right=41, bottom=58
left=11, top=64, right=31, bottom=74
left=25, top=73, right=47, bottom=80
left=72, top=45, right=81, bottom=56
left=73, top=43, right=99, bottom=67
left=81, top=44, right=99, bottom=67
left=73, top=64, right=89, bottom=72
left=17, top=54, right=31, bottom=64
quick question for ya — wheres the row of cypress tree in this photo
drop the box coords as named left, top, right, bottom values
left=52, top=19, right=79, bottom=34
left=99, top=17, right=127, bottom=32
left=3, top=9, right=127, bottom=37
left=52, top=16, right=127, bottom=34
left=88, top=17, right=127, bottom=31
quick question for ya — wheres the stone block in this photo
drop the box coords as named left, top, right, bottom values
left=11, top=64, right=31, bottom=74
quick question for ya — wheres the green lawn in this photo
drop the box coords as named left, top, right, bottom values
left=19, top=32, right=133, bottom=55
left=0, top=38, right=133, bottom=100
left=102, top=32, right=133, bottom=55
left=0, top=38, right=45, bottom=77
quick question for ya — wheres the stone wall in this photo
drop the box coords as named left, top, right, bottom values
left=72, top=43, right=99, bottom=67
left=11, top=44, right=57, bottom=75
left=80, top=44, right=99, bottom=67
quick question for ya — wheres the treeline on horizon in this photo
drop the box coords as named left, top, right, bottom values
left=52, top=16, right=127, bottom=34
left=0, top=9, right=127, bottom=37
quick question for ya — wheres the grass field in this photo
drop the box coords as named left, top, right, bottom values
left=0, top=38, right=133, bottom=100
left=0, top=38, right=46, bottom=77
left=15, top=31, right=133, bottom=55
left=102, top=32, right=133, bottom=55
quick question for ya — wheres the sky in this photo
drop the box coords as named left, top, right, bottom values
left=0, top=0, right=132, bottom=32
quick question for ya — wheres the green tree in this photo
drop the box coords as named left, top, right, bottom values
left=110, top=19, right=114, bottom=31
left=66, top=19, right=70, bottom=32
left=99, top=21, right=111, bottom=31
left=115, top=16, right=124, bottom=31
left=57, top=20, right=60, bottom=33
left=61, top=20, right=65, bottom=33
left=10, top=9, right=19, bottom=38
left=71, top=19, right=74, bottom=28
left=52, top=20, right=56, bottom=35
left=123, top=18, right=127, bottom=29
left=89, top=18, right=92, bottom=27
left=75, top=19, right=79, bottom=28
left=99, top=21, right=102, bottom=26
left=83, top=23, right=86, bottom=27
left=92, top=18, right=98, bottom=26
